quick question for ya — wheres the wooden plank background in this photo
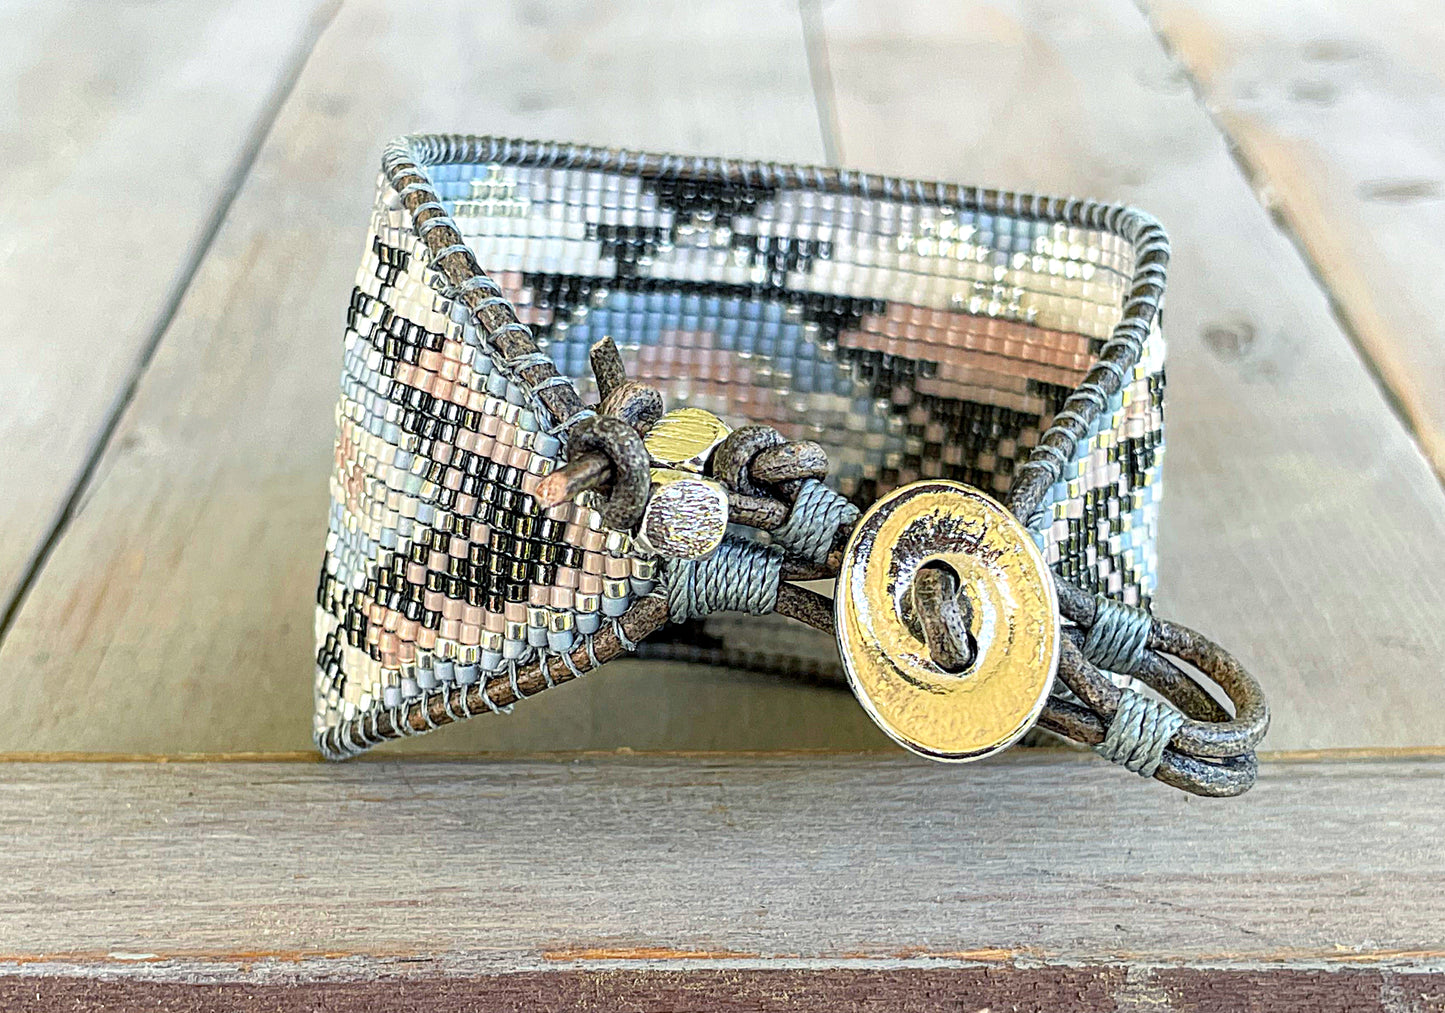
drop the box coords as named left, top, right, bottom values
left=1143, top=0, right=1445, bottom=479
left=0, top=0, right=335, bottom=619
left=0, top=0, right=1441, bottom=757
left=0, top=756, right=1442, bottom=1008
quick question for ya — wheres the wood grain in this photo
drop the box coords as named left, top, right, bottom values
left=0, top=0, right=900, bottom=755
left=0, top=756, right=1440, bottom=978
left=1142, top=0, right=1445, bottom=479
left=6, top=967, right=1444, bottom=1013
left=0, top=0, right=333, bottom=612
left=812, top=0, right=1445, bottom=750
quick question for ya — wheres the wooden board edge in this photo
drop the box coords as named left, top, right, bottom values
left=0, top=745, right=1442, bottom=763
left=3, top=964, right=1443, bottom=1012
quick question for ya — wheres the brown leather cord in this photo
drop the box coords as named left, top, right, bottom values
left=907, top=565, right=978, bottom=674
left=565, top=416, right=652, bottom=529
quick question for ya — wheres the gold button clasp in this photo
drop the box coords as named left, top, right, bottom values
left=834, top=480, right=1060, bottom=761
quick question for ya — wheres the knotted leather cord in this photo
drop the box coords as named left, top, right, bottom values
left=564, top=401, right=1267, bottom=795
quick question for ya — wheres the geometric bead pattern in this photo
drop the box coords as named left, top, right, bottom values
left=317, top=150, right=1165, bottom=741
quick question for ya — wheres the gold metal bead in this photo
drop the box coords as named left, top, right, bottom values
left=643, top=407, right=733, bottom=473
left=834, top=479, right=1060, bottom=762
left=636, top=467, right=730, bottom=560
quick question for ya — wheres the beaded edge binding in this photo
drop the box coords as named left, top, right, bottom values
left=316, top=134, right=1168, bottom=760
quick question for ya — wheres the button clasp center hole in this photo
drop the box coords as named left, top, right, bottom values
left=904, top=560, right=978, bottom=674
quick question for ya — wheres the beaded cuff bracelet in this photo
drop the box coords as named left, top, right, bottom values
left=315, top=135, right=1268, bottom=796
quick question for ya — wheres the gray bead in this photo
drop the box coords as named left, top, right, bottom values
left=547, top=629, right=576, bottom=654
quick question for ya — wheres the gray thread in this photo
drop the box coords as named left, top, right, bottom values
left=504, top=351, right=553, bottom=373
left=770, top=479, right=860, bottom=564
left=458, top=685, right=477, bottom=719
left=491, top=322, right=534, bottom=345
left=611, top=618, right=638, bottom=652
left=1083, top=594, right=1153, bottom=675
left=531, top=375, right=573, bottom=393
left=663, top=537, right=783, bottom=623
left=455, top=276, right=504, bottom=299
left=1096, top=690, right=1184, bottom=777
left=1027, top=441, right=1070, bottom=469
left=547, top=407, right=596, bottom=435
left=472, top=676, right=512, bottom=716
left=558, top=647, right=586, bottom=681
left=415, top=215, right=452, bottom=238
left=1050, top=409, right=1093, bottom=438
left=428, top=243, right=473, bottom=270
left=391, top=702, right=415, bottom=737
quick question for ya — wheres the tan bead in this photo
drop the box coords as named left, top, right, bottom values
left=636, top=467, right=730, bottom=560
left=642, top=407, right=733, bottom=473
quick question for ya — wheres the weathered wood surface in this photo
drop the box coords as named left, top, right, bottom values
left=0, top=756, right=1441, bottom=1005
left=1143, top=0, right=1445, bottom=479
left=0, top=0, right=902, bottom=754
left=813, top=0, right=1445, bottom=751
left=0, top=0, right=335, bottom=616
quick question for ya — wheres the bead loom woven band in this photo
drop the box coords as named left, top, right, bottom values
left=315, top=135, right=1268, bottom=796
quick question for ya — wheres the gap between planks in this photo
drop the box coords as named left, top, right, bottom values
left=1129, top=0, right=1445, bottom=487
left=0, top=0, right=343, bottom=648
